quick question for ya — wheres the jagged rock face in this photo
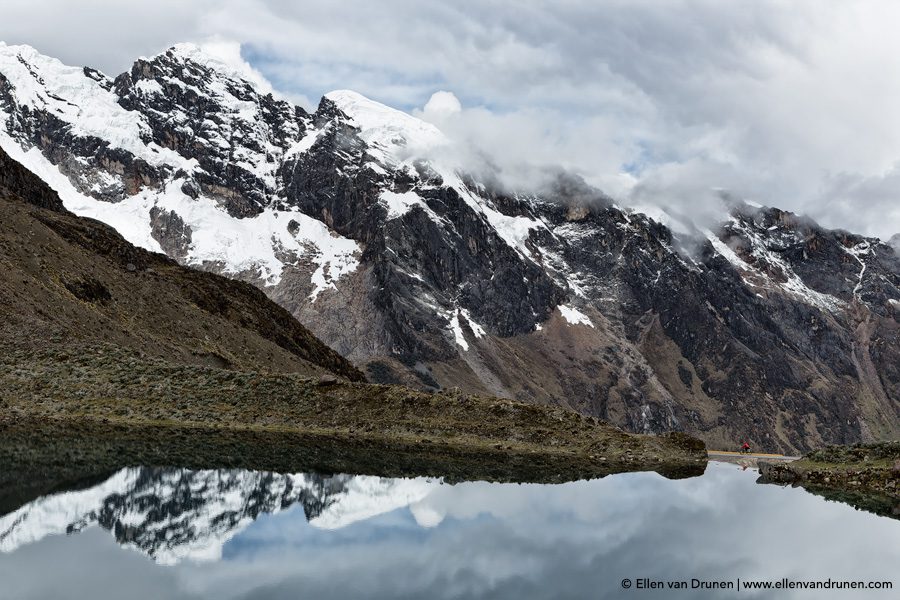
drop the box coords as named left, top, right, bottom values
left=0, top=42, right=898, bottom=452
left=279, top=108, right=566, bottom=361
left=148, top=205, right=192, bottom=258
left=115, top=46, right=309, bottom=217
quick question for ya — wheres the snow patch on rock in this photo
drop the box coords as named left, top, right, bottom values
left=285, top=126, right=324, bottom=159
left=459, top=308, right=486, bottom=339
left=705, top=229, right=746, bottom=271
left=444, top=307, right=488, bottom=351
left=706, top=225, right=844, bottom=312
left=844, top=241, right=871, bottom=298
left=380, top=189, right=438, bottom=221
left=437, top=170, right=544, bottom=260
left=558, top=304, right=594, bottom=327
left=449, top=310, right=470, bottom=351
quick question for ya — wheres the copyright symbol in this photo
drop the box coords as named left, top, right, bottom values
left=622, top=579, right=632, bottom=589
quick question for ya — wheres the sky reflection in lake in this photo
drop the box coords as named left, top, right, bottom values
left=1, top=462, right=897, bottom=599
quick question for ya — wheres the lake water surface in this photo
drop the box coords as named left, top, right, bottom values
left=1, top=462, right=897, bottom=599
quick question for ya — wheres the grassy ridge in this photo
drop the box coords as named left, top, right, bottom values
left=1, top=344, right=707, bottom=484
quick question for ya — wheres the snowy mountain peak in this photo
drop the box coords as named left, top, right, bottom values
left=158, top=42, right=223, bottom=66
left=324, top=89, right=446, bottom=161
left=139, top=42, right=275, bottom=96
left=0, top=42, right=176, bottom=169
left=0, top=44, right=360, bottom=290
left=0, top=41, right=63, bottom=67
left=0, top=42, right=112, bottom=102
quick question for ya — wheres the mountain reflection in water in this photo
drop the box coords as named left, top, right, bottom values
left=1, top=463, right=898, bottom=599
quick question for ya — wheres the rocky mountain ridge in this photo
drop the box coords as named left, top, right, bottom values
left=1, top=42, right=897, bottom=452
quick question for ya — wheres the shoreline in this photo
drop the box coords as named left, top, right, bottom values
left=0, top=417, right=707, bottom=516
left=0, top=344, right=708, bottom=489
left=757, top=442, right=899, bottom=518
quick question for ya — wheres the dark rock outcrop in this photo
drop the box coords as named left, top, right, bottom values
left=149, top=205, right=192, bottom=258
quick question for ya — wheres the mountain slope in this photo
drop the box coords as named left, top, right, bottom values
left=1, top=42, right=898, bottom=452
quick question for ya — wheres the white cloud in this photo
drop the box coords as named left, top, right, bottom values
left=196, top=37, right=274, bottom=95
left=1, top=0, right=900, bottom=238
left=422, top=91, right=461, bottom=119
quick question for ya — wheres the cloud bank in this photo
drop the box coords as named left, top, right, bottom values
left=1, top=0, right=899, bottom=238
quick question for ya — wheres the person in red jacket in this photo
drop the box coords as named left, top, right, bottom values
left=741, top=441, right=751, bottom=454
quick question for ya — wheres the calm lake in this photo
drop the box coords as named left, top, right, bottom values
left=0, top=462, right=897, bottom=599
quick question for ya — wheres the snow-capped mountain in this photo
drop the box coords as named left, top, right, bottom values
left=0, top=467, right=439, bottom=565
left=1, top=42, right=898, bottom=452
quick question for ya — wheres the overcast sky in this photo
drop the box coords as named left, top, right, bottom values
left=2, top=0, right=899, bottom=239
